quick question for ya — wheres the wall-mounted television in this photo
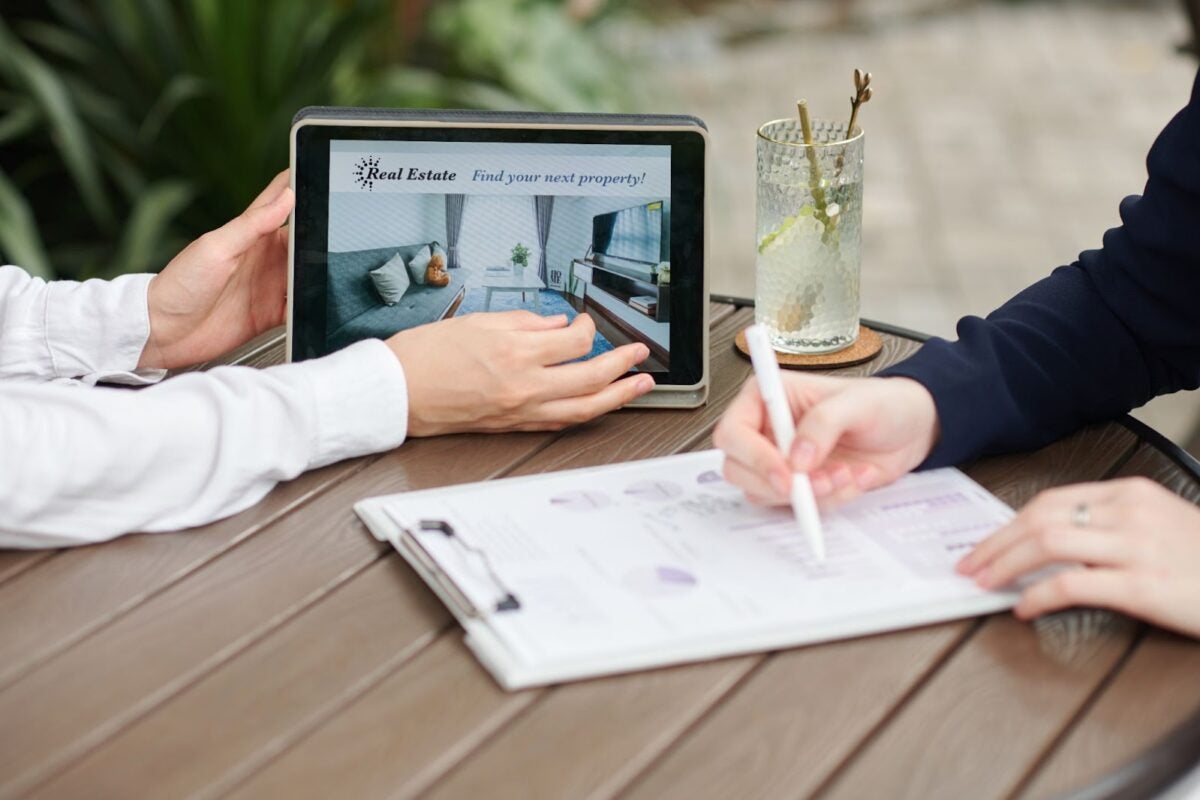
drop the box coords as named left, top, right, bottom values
left=591, top=201, right=666, bottom=266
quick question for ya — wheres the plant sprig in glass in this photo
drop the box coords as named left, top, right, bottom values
left=757, top=68, right=873, bottom=254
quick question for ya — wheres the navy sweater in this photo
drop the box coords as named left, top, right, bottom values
left=882, top=70, right=1200, bottom=468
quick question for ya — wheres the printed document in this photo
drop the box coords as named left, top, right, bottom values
left=357, top=450, right=1017, bottom=688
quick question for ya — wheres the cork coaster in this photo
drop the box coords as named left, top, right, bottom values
left=734, top=324, right=883, bottom=370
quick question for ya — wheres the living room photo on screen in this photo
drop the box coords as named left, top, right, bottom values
left=324, top=140, right=673, bottom=370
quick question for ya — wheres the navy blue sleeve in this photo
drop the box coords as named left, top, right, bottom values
left=881, top=70, right=1200, bottom=468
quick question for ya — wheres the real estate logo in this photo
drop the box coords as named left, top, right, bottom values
left=352, top=156, right=381, bottom=191
left=350, top=156, right=458, bottom=190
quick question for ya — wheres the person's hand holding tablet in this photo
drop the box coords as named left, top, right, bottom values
left=138, top=171, right=294, bottom=370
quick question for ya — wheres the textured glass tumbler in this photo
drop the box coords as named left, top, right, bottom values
left=755, top=119, right=864, bottom=353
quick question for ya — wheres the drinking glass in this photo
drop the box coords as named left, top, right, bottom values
left=755, top=119, right=864, bottom=353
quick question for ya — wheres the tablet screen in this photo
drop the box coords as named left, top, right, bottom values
left=323, top=140, right=671, bottom=369
left=290, top=117, right=705, bottom=388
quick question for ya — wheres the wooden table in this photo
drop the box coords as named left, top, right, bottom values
left=3, top=301, right=1200, bottom=799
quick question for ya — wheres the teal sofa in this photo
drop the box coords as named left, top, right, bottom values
left=325, top=244, right=464, bottom=352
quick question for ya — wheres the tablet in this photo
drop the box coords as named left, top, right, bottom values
left=288, top=107, right=708, bottom=407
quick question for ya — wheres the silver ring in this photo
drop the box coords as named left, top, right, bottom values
left=1071, top=502, right=1090, bottom=528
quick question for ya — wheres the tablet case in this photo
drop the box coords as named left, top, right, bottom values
left=294, top=106, right=708, bottom=131
left=288, top=107, right=710, bottom=407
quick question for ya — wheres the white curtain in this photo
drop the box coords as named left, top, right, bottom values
left=457, top=196, right=539, bottom=271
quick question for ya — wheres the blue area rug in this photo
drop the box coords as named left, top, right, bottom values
left=457, top=287, right=615, bottom=360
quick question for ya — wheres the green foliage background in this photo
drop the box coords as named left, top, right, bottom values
left=0, top=0, right=639, bottom=280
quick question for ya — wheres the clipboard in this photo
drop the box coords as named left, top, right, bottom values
left=355, top=450, right=1019, bottom=691
left=357, top=497, right=553, bottom=688
left=396, top=519, right=521, bottom=616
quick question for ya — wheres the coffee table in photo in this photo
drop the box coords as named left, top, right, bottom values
left=481, top=269, right=545, bottom=311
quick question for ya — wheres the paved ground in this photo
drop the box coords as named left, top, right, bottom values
left=646, top=0, right=1199, bottom=443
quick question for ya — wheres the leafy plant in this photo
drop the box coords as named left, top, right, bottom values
left=511, top=242, right=532, bottom=267
left=426, top=0, right=638, bottom=113
left=0, top=0, right=638, bottom=280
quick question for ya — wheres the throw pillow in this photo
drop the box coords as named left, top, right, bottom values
left=431, top=240, right=448, bottom=265
left=406, top=245, right=432, bottom=285
left=369, top=251, right=412, bottom=305
left=426, top=251, right=450, bottom=287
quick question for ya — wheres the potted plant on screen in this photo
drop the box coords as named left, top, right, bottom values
left=511, top=242, right=531, bottom=276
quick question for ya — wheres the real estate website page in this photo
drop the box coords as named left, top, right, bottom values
left=326, top=140, right=672, bottom=370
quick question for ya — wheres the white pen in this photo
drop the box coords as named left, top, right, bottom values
left=744, top=324, right=826, bottom=562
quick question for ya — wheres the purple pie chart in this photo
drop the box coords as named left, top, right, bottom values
left=622, top=565, right=698, bottom=597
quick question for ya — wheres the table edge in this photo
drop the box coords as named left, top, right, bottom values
left=1116, top=415, right=1200, bottom=485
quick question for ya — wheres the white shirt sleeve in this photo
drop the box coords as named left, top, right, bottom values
left=0, top=265, right=410, bottom=548
left=0, top=264, right=164, bottom=385
left=0, top=339, right=409, bottom=548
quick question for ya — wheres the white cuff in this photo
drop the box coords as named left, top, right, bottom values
left=45, top=272, right=162, bottom=384
left=296, top=338, right=409, bottom=468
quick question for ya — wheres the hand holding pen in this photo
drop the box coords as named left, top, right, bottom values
left=713, top=329, right=941, bottom=520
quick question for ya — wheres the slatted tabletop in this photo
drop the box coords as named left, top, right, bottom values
left=3, top=300, right=1200, bottom=799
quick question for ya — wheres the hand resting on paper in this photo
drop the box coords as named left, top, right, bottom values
left=388, top=310, right=654, bottom=436
left=713, top=373, right=939, bottom=507
left=957, top=478, right=1200, bottom=637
